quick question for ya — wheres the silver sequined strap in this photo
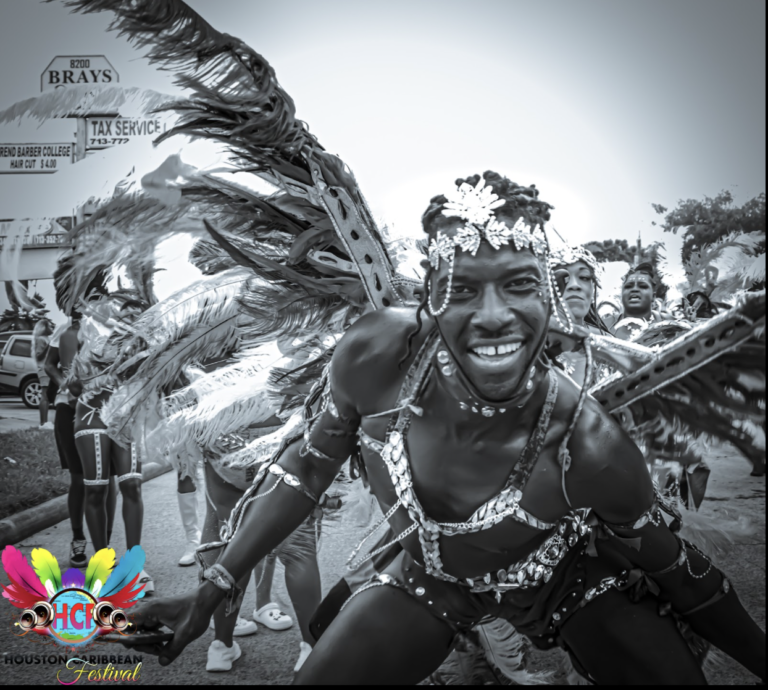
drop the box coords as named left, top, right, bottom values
left=339, top=574, right=407, bottom=613
left=199, top=563, right=243, bottom=616
left=78, top=430, right=109, bottom=485
left=506, top=370, right=559, bottom=491
left=222, top=461, right=319, bottom=543
left=117, top=472, right=143, bottom=483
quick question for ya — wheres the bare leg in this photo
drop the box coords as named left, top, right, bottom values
left=39, top=392, right=49, bottom=426
left=295, top=583, right=454, bottom=684
left=106, top=476, right=117, bottom=545
left=68, top=474, right=86, bottom=541
left=283, top=551, right=321, bottom=645
left=254, top=555, right=278, bottom=607
left=560, top=587, right=707, bottom=685
left=203, top=461, right=254, bottom=644
left=53, top=403, right=85, bottom=541
left=75, top=430, right=113, bottom=552
left=114, top=443, right=143, bottom=549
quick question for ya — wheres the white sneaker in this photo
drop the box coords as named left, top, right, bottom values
left=208, top=616, right=258, bottom=637
left=206, top=640, right=241, bottom=672
left=178, top=550, right=196, bottom=567
left=40, top=422, right=54, bottom=430
left=253, top=603, right=293, bottom=631
left=294, top=641, right=312, bottom=673
left=138, top=570, right=154, bottom=596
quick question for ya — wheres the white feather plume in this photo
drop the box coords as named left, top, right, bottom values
left=219, top=411, right=305, bottom=468
left=161, top=342, right=287, bottom=448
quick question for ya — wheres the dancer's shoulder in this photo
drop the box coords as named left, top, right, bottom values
left=566, top=390, right=654, bottom=521
left=331, top=307, right=432, bottom=410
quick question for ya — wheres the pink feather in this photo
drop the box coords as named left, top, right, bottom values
left=1, top=546, right=48, bottom=602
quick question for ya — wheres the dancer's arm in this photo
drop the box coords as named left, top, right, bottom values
left=44, top=345, right=64, bottom=387
left=569, top=404, right=765, bottom=680
left=133, top=314, right=395, bottom=664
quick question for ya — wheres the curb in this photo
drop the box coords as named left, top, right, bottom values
left=0, top=463, right=172, bottom=548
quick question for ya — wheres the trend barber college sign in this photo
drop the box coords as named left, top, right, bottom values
left=41, top=56, right=119, bottom=92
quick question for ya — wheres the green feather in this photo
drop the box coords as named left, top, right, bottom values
left=30, top=548, right=62, bottom=596
left=85, top=548, right=116, bottom=596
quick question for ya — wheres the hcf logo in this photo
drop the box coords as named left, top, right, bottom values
left=2, top=545, right=145, bottom=648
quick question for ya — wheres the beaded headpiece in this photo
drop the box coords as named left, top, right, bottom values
left=428, top=178, right=548, bottom=271
left=427, top=178, right=551, bottom=317
left=548, top=245, right=603, bottom=288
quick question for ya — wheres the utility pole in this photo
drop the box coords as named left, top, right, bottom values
left=74, top=117, right=87, bottom=224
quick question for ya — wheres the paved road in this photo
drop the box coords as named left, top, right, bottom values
left=0, top=444, right=764, bottom=685
left=0, top=397, right=46, bottom=433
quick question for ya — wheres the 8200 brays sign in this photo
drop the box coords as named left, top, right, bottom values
left=41, top=56, right=118, bottom=92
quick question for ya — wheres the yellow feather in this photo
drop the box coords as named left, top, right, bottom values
left=30, top=548, right=62, bottom=594
left=85, top=549, right=116, bottom=595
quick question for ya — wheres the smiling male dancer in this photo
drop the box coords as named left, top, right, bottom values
left=128, top=172, right=764, bottom=685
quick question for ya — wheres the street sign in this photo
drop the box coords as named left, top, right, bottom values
left=0, top=143, right=74, bottom=174
left=41, top=55, right=118, bottom=92
left=86, top=116, right=169, bottom=149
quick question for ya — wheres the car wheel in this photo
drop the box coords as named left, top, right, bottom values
left=21, top=379, right=42, bottom=409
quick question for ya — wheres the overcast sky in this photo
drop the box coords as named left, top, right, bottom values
left=0, top=0, right=765, bottom=313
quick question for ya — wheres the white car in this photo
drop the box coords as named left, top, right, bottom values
left=0, top=331, right=43, bottom=408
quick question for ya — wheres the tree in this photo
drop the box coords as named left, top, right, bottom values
left=653, top=191, right=766, bottom=264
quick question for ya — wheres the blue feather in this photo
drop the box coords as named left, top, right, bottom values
left=99, top=546, right=145, bottom=597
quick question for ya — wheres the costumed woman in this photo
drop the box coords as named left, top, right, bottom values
left=69, top=293, right=155, bottom=594
left=547, top=245, right=611, bottom=388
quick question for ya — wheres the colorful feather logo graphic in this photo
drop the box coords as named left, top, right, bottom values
left=85, top=548, right=116, bottom=597
left=30, top=548, right=62, bottom=597
left=61, top=567, right=86, bottom=589
left=99, top=545, right=145, bottom=605
left=1, top=546, right=48, bottom=610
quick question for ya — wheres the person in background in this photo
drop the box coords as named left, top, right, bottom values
left=612, top=263, right=670, bottom=340
left=32, top=318, right=55, bottom=429
left=45, top=311, right=117, bottom=568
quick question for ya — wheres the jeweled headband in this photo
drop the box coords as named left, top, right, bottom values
left=426, top=178, right=552, bottom=317
left=548, top=245, right=603, bottom=288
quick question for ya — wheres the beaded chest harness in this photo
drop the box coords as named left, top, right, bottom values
left=352, top=332, right=591, bottom=599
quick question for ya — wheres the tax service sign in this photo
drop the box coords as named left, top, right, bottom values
left=86, top=117, right=169, bottom=150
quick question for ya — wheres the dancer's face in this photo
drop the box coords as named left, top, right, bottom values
left=622, top=272, right=654, bottom=317
left=557, top=261, right=594, bottom=324
left=432, top=221, right=549, bottom=401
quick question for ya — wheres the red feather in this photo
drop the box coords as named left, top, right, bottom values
left=1, top=582, right=42, bottom=610
left=1, top=547, right=47, bottom=607
left=99, top=573, right=145, bottom=610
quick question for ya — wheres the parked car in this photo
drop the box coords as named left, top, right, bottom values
left=0, top=331, right=43, bottom=408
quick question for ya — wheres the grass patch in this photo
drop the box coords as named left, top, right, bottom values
left=0, top=429, right=69, bottom=520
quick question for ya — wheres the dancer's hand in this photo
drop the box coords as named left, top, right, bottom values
left=126, top=587, right=217, bottom=666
